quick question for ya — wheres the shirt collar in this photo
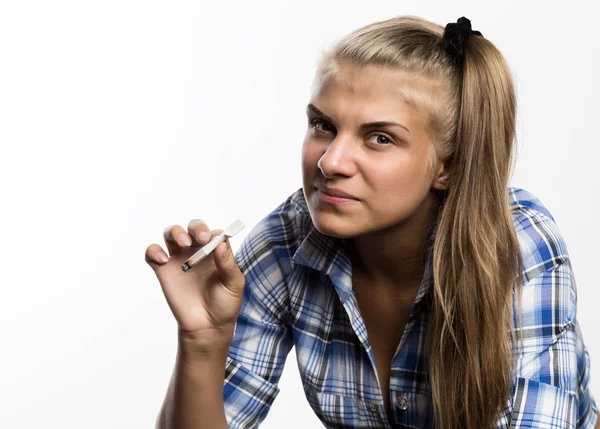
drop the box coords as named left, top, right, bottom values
left=292, top=211, right=439, bottom=308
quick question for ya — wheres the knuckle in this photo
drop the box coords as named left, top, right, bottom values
left=188, top=218, right=206, bottom=228
left=163, top=224, right=175, bottom=237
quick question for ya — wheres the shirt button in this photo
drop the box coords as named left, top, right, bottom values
left=395, top=394, right=409, bottom=410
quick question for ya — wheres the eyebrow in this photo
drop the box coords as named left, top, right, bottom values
left=306, top=103, right=411, bottom=134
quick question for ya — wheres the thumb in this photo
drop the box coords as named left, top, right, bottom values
left=214, top=238, right=245, bottom=294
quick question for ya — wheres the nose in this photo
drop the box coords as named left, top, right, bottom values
left=317, top=135, right=357, bottom=179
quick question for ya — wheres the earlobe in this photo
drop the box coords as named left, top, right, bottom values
left=432, top=178, right=449, bottom=191
left=432, top=164, right=450, bottom=191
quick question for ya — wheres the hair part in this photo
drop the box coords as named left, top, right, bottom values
left=314, top=15, right=524, bottom=429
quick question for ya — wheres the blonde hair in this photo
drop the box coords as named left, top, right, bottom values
left=314, top=15, right=524, bottom=428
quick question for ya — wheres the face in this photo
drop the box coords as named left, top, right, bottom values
left=301, top=62, right=448, bottom=239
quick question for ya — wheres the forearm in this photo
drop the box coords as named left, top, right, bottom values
left=156, top=334, right=232, bottom=429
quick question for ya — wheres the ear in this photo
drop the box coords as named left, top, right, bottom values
left=431, top=161, right=450, bottom=191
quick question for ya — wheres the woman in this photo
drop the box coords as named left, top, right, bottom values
left=146, top=15, right=599, bottom=428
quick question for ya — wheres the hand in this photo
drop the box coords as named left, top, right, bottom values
left=145, top=219, right=246, bottom=343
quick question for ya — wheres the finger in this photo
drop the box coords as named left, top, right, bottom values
left=211, top=228, right=224, bottom=237
left=187, top=219, right=213, bottom=246
left=145, top=243, right=170, bottom=270
left=195, top=228, right=225, bottom=248
left=163, top=224, right=193, bottom=255
left=213, top=238, right=245, bottom=295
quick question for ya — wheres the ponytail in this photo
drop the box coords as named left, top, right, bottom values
left=426, top=33, right=524, bottom=429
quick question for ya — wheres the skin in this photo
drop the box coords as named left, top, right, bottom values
left=301, top=61, right=450, bottom=290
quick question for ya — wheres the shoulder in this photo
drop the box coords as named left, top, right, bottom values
left=508, top=186, right=570, bottom=283
left=508, top=186, right=576, bottom=331
left=504, top=192, right=599, bottom=428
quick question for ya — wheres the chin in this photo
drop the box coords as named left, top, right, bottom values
left=309, top=211, right=361, bottom=239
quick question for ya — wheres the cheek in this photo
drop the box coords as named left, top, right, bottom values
left=364, top=159, right=418, bottom=191
left=301, top=140, right=321, bottom=172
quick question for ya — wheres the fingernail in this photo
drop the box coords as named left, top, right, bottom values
left=199, top=232, right=210, bottom=242
left=179, top=233, right=192, bottom=246
left=158, top=252, right=169, bottom=262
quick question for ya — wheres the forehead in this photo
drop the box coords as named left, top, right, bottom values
left=319, top=61, right=438, bottom=99
left=329, top=62, right=409, bottom=92
left=314, top=61, right=443, bottom=114
left=311, top=63, right=438, bottom=128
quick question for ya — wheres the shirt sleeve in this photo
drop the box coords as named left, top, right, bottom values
left=508, top=258, right=599, bottom=428
left=223, top=220, right=295, bottom=429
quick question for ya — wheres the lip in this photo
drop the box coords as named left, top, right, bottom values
left=315, top=187, right=359, bottom=205
left=318, top=186, right=358, bottom=200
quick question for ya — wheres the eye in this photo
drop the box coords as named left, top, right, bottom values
left=366, top=133, right=394, bottom=147
left=309, top=118, right=334, bottom=133
left=308, top=117, right=396, bottom=148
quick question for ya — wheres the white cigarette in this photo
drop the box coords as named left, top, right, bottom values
left=181, top=219, right=245, bottom=272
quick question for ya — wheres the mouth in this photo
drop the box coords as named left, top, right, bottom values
left=315, top=187, right=360, bottom=204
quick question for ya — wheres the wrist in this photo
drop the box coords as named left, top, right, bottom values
left=177, top=324, right=235, bottom=360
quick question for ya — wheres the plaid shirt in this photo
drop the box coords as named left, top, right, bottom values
left=224, top=186, right=598, bottom=428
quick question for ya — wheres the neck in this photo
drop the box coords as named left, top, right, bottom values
left=349, top=191, right=439, bottom=290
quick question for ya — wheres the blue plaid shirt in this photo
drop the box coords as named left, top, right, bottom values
left=224, top=186, right=598, bottom=428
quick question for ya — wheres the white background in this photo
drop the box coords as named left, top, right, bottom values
left=1, top=1, right=598, bottom=428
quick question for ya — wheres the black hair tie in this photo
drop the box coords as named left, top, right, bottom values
left=443, top=16, right=483, bottom=68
